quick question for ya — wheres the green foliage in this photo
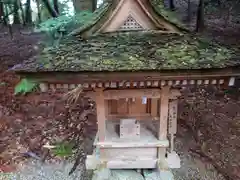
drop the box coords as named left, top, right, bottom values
left=57, top=0, right=74, bottom=15
left=2, top=0, right=14, bottom=5
left=14, top=78, right=38, bottom=95
left=52, top=142, right=74, bottom=157
left=36, top=11, right=93, bottom=34
left=35, top=11, right=93, bottom=46
left=69, top=2, right=111, bottom=36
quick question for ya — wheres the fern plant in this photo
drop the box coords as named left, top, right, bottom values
left=14, top=78, right=38, bottom=95
left=52, top=142, right=74, bottom=158
left=36, top=11, right=92, bottom=34
left=35, top=11, right=93, bottom=46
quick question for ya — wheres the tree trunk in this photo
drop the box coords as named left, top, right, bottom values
left=36, top=0, right=41, bottom=23
left=72, top=0, right=82, bottom=13
left=53, top=0, right=59, bottom=14
left=186, top=0, right=191, bottom=22
left=42, top=0, right=58, bottom=17
left=169, top=0, right=175, bottom=10
left=4, top=3, right=9, bottom=24
left=25, top=0, right=32, bottom=24
left=0, top=0, right=3, bottom=18
left=92, top=0, right=97, bottom=11
left=196, top=0, right=204, bottom=32
left=5, top=5, right=13, bottom=38
left=0, top=0, right=7, bottom=25
left=18, top=0, right=25, bottom=25
left=13, top=0, right=20, bottom=24
left=72, top=0, right=94, bottom=13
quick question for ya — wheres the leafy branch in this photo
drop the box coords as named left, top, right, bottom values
left=14, top=78, right=39, bottom=95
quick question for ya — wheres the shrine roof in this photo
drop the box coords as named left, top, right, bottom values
left=11, top=0, right=240, bottom=74
left=12, top=31, right=239, bottom=73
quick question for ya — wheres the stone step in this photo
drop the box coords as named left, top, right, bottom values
left=92, top=169, right=174, bottom=180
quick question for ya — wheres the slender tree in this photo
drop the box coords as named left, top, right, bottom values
left=42, top=0, right=58, bottom=17
left=25, top=0, right=32, bottom=24
left=196, top=0, right=204, bottom=32
left=92, top=0, right=97, bottom=11
left=53, top=0, right=59, bottom=14
left=3, top=4, right=13, bottom=38
left=169, top=0, right=175, bottom=10
left=0, top=0, right=3, bottom=18
left=36, top=0, right=41, bottom=23
left=187, top=0, right=191, bottom=22
left=0, top=0, right=7, bottom=25
left=13, top=0, right=20, bottom=24
left=72, top=0, right=82, bottom=13
left=18, top=0, right=25, bottom=25
left=4, top=2, right=9, bottom=24
left=72, top=0, right=96, bottom=13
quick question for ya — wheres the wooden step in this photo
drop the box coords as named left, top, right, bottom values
left=96, top=140, right=169, bottom=148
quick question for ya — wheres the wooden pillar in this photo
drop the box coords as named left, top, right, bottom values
left=157, top=87, right=175, bottom=179
left=158, top=86, right=170, bottom=158
left=105, top=100, right=109, bottom=119
left=151, top=98, right=158, bottom=117
left=95, top=88, right=106, bottom=141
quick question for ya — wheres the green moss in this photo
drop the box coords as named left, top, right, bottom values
left=13, top=32, right=236, bottom=72
left=156, top=38, right=231, bottom=69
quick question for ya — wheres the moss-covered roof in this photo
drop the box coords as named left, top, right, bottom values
left=12, top=1, right=239, bottom=73
left=13, top=31, right=239, bottom=72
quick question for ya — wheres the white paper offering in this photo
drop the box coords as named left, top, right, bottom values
left=142, top=97, right=147, bottom=104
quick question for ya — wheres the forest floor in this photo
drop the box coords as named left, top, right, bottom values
left=0, top=2, right=240, bottom=180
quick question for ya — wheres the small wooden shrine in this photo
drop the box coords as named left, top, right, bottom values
left=13, top=0, right=239, bottom=178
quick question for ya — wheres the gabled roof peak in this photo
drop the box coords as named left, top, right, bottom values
left=70, top=0, right=185, bottom=37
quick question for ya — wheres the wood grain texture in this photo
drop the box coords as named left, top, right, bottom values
left=151, top=98, right=159, bottom=117
left=95, top=88, right=106, bottom=141
left=159, top=87, right=170, bottom=140
left=158, top=86, right=170, bottom=158
left=103, top=88, right=161, bottom=99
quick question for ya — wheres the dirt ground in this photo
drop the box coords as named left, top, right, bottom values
left=178, top=87, right=240, bottom=180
